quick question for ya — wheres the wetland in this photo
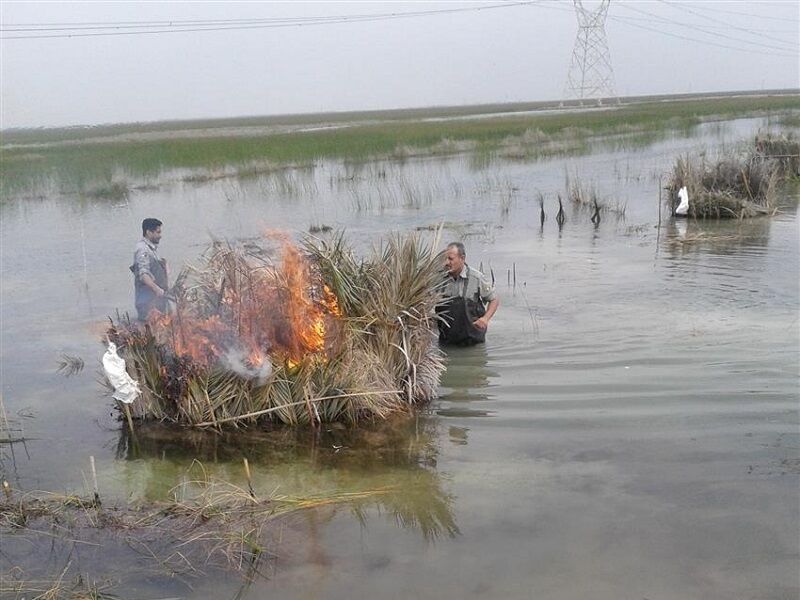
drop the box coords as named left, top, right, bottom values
left=1, top=96, right=798, bottom=599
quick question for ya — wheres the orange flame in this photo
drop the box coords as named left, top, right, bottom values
left=146, top=238, right=342, bottom=372
left=280, top=244, right=340, bottom=361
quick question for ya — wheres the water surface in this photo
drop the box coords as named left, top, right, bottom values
left=1, top=117, right=798, bottom=599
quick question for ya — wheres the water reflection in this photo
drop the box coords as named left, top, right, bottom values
left=1, top=418, right=459, bottom=598
left=437, top=344, right=498, bottom=418
left=116, top=417, right=459, bottom=541
left=661, top=214, right=774, bottom=257
left=448, top=425, right=470, bottom=445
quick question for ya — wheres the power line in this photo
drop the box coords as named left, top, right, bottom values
left=663, top=1, right=800, bottom=24
left=2, top=8, right=515, bottom=31
left=4, top=16, right=390, bottom=29
left=4, top=0, right=797, bottom=61
left=0, top=2, right=536, bottom=39
left=607, top=13, right=797, bottom=59
left=616, top=3, right=798, bottom=53
left=610, top=8, right=797, bottom=37
left=529, top=1, right=798, bottom=59
left=656, top=0, right=799, bottom=36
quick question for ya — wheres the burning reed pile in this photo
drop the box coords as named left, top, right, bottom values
left=107, top=233, right=445, bottom=428
left=668, top=133, right=799, bottom=219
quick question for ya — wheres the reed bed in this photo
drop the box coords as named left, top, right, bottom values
left=668, top=133, right=799, bottom=219
left=106, top=232, right=444, bottom=428
left=5, top=96, right=798, bottom=199
left=755, top=132, right=800, bottom=176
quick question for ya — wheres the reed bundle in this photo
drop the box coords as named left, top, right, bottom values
left=107, top=232, right=445, bottom=428
left=668, top=133, right=798, bottom=219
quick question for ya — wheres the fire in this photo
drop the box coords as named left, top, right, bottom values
left=322, top=285, right=342, bottom=316
left=278, top=243, right=343, bottom=362
left=247, top=347, right=265, bottom=367
left=145, top=237, right=342, bottom=374
left=148, top=311, right=226, bottom=366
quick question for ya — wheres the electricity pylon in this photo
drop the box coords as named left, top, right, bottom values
left=563, top=0, right=617, bottom=105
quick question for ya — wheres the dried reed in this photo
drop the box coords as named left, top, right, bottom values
left=0, top=459, right=457, bottom=590
left=668, top=133, right=798, bottom=219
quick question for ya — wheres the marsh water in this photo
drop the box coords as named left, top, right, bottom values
left=1, top=117, right=798, bottom=599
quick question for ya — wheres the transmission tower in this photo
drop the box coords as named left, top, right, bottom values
left=563, top=0, right=617, bottom=104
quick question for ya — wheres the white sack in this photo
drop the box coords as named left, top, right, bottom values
left=102, top=342, right=141, bottom=404
left=676, top=186, right=689, bottom=216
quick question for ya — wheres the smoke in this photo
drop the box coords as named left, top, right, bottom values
left=221, top=345, right=273, bottom=386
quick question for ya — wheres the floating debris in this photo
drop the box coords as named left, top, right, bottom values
left=0, top=395, right=24, bottom=445
left=55, top=354, right=84, bottom=377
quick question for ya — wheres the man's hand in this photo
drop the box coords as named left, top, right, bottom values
left=154, top=286, right=166, bottom=297
left=472, top=316, right=489, bottom=331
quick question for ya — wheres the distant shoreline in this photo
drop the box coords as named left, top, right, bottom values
left=2, top=88, right=798, bottom=145
left=2, top=92, right=798, bottom=199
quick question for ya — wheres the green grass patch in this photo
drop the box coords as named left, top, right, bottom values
left=2, top=94, right=799, bottom=199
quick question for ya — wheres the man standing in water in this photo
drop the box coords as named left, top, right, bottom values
left=131, top=218, right=168, bottom=321
left=438, top=242, right=499, bottom=346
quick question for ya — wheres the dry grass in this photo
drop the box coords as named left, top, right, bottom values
left=668, top=133, right=798, bottom=218
left=565, top=170, right=627, bottom=221
left=0, top=452, right=458, bottom=594
left=666, top=232, right=745, bottom=245
left=0, top=395, right=25, bottom=444
left=0, top=478, right=393, bottom=579
left=0, top=565, right=117, bottom=600
left=755, top=132, right=800, bottom=176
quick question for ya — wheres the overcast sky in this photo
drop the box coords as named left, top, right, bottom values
left=1, top=1, right=797, bottom=129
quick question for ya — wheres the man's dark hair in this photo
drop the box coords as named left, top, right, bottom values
left=142, top=218, right=162, bottom=235
left=447, top=242, right=466, bottom=258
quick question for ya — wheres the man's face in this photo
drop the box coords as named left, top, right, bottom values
left=444, top=246, right=465, bottom=277
left=145, top=226, right=162, bottom=245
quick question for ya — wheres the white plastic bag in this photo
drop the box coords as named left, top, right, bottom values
left=102, top=342, right=141, bottom=404
left=676, top=186, right=689, bottom=216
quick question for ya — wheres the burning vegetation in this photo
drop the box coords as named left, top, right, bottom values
left=107, top=232, right=445, bottom=428
left=668, top=132, right=799, bottom=219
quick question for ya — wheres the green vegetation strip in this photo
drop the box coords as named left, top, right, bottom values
left=2, top=95, right=799, bottom=197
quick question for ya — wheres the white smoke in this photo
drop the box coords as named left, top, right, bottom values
left=221, top=345, right=273, bottom=386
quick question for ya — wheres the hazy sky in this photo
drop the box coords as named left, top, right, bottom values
left=1, top=1, right=797, bottom=128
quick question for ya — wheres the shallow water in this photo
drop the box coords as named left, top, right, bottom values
left=1, top=117, right=798, bottom=599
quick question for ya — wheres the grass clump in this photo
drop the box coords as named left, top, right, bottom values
left=668, top=133, right=799, bottom=218
left=83, top=180, right=129, bottom=201
left=565, top=170, right=627, bottom=221
left=106, top=232, right=444, bottom=428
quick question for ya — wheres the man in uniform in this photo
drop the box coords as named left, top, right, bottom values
left=131, top=218, right=169, bottom=321
left=437, top=242, right=499, bottom=346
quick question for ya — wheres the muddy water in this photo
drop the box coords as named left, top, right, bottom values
left=1, top=118, right=798, bottom=599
